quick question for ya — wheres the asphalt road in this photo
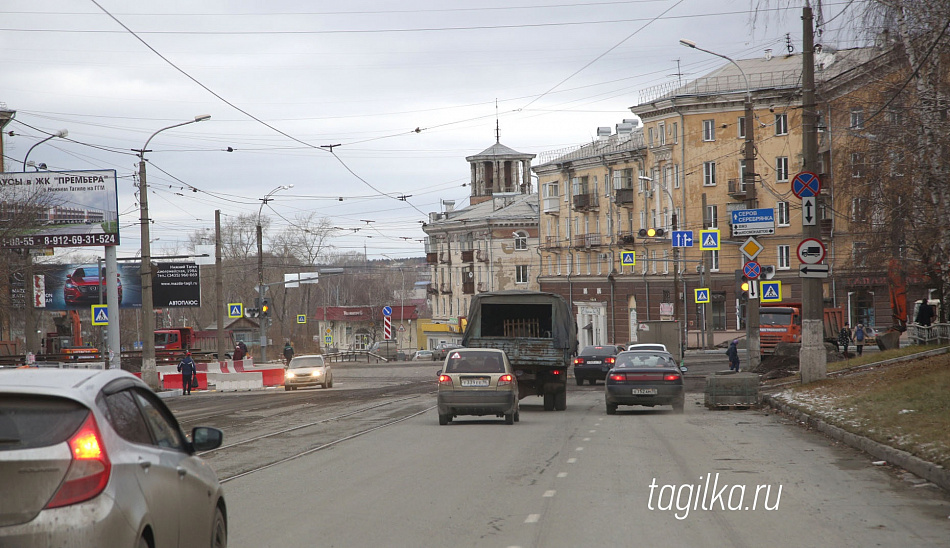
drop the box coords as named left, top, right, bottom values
left=167, top=362, right=950, bottom=548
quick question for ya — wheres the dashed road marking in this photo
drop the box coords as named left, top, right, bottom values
left=525, top=514, right=540, bottom=524
left=567, top=458, right=577, bottom=464
left=583, top=437, right=591, bottom=441
left=543, top=490, right=556, bottom=498
left=575, top=447, right=584, bottom=451
left=557, top=472, right=567, bottom=478
left=589, top=430, right=597, bottom=433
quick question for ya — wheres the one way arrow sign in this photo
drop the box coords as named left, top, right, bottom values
left=799, top=263, right=830, bottom=278
left=802, top=196, right=817, bottom=226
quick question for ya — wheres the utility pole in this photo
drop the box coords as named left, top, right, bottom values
left=215, top=210, right=227, bottom=363
left=799, top=5, right=827, bottom=382
left=257, top=222, right=267, bottom=362
left=744, top=85, right=761, bottom=371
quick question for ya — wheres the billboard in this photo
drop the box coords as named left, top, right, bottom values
left=38, top=262, right=141, bottom=311
left=153, top=263, right=201, bottom=307
left=0, top=170, right=119, bottom=248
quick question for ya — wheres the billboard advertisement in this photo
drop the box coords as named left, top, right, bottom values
left=37, top=262, right=141, bottom=310
left=0, top=169, right=119, bottom=248
left=153, top=263, right=201, bottom=307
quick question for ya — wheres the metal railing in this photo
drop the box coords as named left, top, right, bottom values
left=908, top=323, right=950, bottom=345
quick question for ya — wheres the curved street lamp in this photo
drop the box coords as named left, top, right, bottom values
left=135, top=115, right=211, bottom=389
left=22, top=129, right=68, bottom=171
left=256, top=184, right=293, bottom=362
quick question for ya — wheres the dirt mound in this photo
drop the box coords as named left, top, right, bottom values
left=754, top=354, right=799, bottom=380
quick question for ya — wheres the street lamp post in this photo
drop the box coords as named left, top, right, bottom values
left=134, top=115, right=210, bottom=388
left=21, top=129, right=68, bottom=359
left=680, top=38, right=760, bottom=370
left=257, top=184, right=293, bottom=363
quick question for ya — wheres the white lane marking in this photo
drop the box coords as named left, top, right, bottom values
left=576, top=447, right=584, bottom=451
left=589, top=430, right=597, bottom=433
left=525, top=514, right=540, bottom=523
left=567, top=458, right=577, bottom=464
left=583, top=437, right=591, bottom=441
left=557, top=472, right=568, bottom=478
left=543, top=490, right=556, bottom=498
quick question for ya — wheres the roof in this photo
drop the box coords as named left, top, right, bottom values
left=434, top=193, right=538, bottom=226
left=0, top=368, right=142, bottom=403
left=466, top=141, right=536, bottom=161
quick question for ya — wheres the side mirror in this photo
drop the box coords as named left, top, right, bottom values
left=436, top=369, right=443, bottom=376
left=680, top=366, right=689, bottom=373
left=191, top=427, right=223, bottom=452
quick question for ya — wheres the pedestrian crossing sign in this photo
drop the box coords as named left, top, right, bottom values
left=621, top=251, right=636, bottom=266
left=297, top=314, right=307, bottom=324
left=228, top=303, right=243, bottom=318
left=760, top=281, right=782, bottom=303
left=694, top=288, right=710, bottom=303
left=699, top=229, right=720, bottom=251
left=91, top=305, right=109, bottom=325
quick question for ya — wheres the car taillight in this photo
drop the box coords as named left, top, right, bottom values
left=46, top=414, right=111, bottom=509
left=498, top=374, right=513, bottom=385
left=552, top=369, right=561, bottom=375
left=608, top=373, right=626, bottom=381
left=607, top=357, right=616, bottom=364
left=438, top=374, right=452, bottom=385
left=573, top=358, right=582, bottom=365
left=663, top=374, right=681, bottom=381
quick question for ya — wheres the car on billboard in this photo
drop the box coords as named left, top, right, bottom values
left=63, top=265, right=122, bottom=305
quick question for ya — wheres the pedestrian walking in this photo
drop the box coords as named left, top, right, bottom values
left=177, top=351, right=197, bottom=395
left=726, top=339, right=740, bottom=372
left=233, top=343, right=246, bottom=361
left=854, top=324, right=866, bottom=355
left=283, top=341, right=295, bottom=366
left=838, top=324, right=852, bottom=356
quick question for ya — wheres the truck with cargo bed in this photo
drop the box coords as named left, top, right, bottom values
left=461, top=291, right=576, bottom=411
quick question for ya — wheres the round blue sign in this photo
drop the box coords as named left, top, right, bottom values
left=743, top=261, right=761, bottom=279
left=382, top=306, right=393, bottom=316
left=792, top=171, right=821, bottom=199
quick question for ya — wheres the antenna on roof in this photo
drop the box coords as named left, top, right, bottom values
left=494, top=98, right=501, bottom=143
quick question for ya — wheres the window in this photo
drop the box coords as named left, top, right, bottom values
left=850, top=107, right=864, bottom=129
left=672, top=122, right=678, bottom=144
left=703, top=161, right=717, bottom=186
left=703, top=119, right=715, bottom=141
left=651, top=250, right=657, bottom=274
left=709, top=249, right=720, bottom=272
left=662, top=250, right=669, bottom=274
left=673, top=164, right=680, bottom=189
left=852, top=242, right=868, bottom=266
left=513, top=231, right=527, bottom=251
left=712, top=295, right=726, bottom=330
left=515, top=264, right=528, bottom=284
left=851, top=197, right=868, bottom=222
left=102, top=390, right=153, bottom=446
left=132, top=390, right=184, bottom=450
left=737, top=116, right=746, bottom=139
left=775, top=113, right=788, bottom=135
left=705, top=204, right=718, bottom=228
left=739, top=160, right=747, bottom=190
left=613, top=168, right=634, bottom=189
left=851, top=152, right=865, bottom=178
left=776, top=157, right=789, bottom=182
left=648, top=127, right=655, bottom=147
left=638, top=170, right=647, bottom=192
left=777, top=202, right=789, bottom=226
left=658, top=122, right=666, bottom=145
left=778, top=245, right=790, bottom=269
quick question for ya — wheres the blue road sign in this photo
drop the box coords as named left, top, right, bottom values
left=91, top=304, right=109, bottom=325
left=699, top=229, right=720, bottom=251
left=760, top=281, right=782, bottom=302
left=743, top=261, right=761, bottom=279
left=296, top=314, right=307, bottom=324
left=792, top=171, right=821, bottom=198
left=694, top=288, right=710, bottom=303
left=228, top=303, right=243, bottom=318
left=382, top=305, right=393, bottom=316
left=621, top=251, right=636, bottom=266
left=672, top=230, right=694, bottom=247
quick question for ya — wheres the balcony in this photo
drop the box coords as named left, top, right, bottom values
left=820, top=218, right=832, bottom=239
left=617, top=231, right=636, bottom=246
left=477, top=282, right=487, bottom=292
left=439, top=252, right=451, bottom=265
left=614, top=188, right=636, bottom=206
left=572, top=234, right=587, bottom=248
left=542, top=195, right=560, bottom=215
left=542, top=236, right=561, bottom=250
left=461, top=250, right=474, bottom=263
left=426, top=252, right=438, bottom=265
left=439, top=283, right=451, bottom=294
left=586, top=233, right=603, bottom=247
left=727, top=178, right=748, bottom=200
left=572, top=193, right=599, bottom=211
left=426, top=285, right=439, bottom=295
left=462, top=281, right=475, bottom=294
left=476, top=249, right=488, bottom=262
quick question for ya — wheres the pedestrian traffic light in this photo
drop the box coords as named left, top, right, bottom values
left=735, top=269, right=750, bottom=302
left=261, top=298, right=271, bottom=317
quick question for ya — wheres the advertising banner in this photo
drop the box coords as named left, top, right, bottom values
left=37, top=262, right=141, bottom=310
left=0, top=169, right=119, bottom=248
left=153, top=263, right=201, bottom=307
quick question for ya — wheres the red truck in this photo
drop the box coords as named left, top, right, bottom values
left=759, top=302, right=845, bottom=354
left=154, top=327, right=196, bottom=351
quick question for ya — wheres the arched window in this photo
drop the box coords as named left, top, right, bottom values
left=513, top=231, right=528, bottom=251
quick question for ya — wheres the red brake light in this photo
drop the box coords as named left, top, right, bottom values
left=609, top=373, right=626, bottom=382
left=663, top=374, right=681, bottom=381
left=438, top=374, right=452, bottom=385
left=607, top=357, right=616, bottom=364
left=498, top=374, right=513, bottom=385
left=552, top=369, right=561, bottom=375
left=573, top=358, right=582, bottom=365
left=46, top=414, right=111, bottom=509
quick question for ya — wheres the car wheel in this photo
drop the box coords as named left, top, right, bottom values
left=606, top=403, right=617, bottom=415
left=588, top=378, right=597, bottom=386
left=292, top=386, right=297, bottom=390
left=554, top=387, right=567, bottom=411
left=138, top=534, right=152, bottom=548
left=514, top=409, right=520, bottom=422
left=673, top=395, right=686, bottom=414
left=322, top=382, right=328, bottom=389
left=575, top=376, right=584, bottom=386
left=211, top=506, right=227, bottom=548
left=284, top=385, right=290, bottom=391
left=328, top=377, right=333, bottom=388
left=543, top=392, right=555, bottom=411
left=505, top=412, right=514, bottom=425
left=438, top=413, right=450, bottom=426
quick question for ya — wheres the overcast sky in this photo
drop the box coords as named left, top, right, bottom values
left=0, top=0, right=856, bottom=262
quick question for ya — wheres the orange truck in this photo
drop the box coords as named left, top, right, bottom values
left=154, top=327, right=196, bottom=351
left=759, top=303, right=845, bottom=354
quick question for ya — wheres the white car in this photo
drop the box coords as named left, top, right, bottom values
left=627, top=343, right=669, bottom=353
left=284, top=354, right=333, bottom=390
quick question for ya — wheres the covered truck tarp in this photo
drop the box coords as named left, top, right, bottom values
left=462, top=290, right=576, bottom=350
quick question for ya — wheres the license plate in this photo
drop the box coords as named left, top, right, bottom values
left=461, top=379, right=490, bottom=387
left=631, top=388, right=657, bottom=395
left=586, top=360, right=602, bottom=365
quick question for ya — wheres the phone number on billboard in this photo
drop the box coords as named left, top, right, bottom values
left=0, top=233, right=119, bottom=248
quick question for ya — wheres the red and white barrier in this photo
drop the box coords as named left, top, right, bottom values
left=156, top=359, right=285, bottom=392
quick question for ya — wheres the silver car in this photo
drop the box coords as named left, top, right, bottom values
left=437, top=348, right=519, bottom=425
left=284, top=354, right=333, bottom=390
left=0, top=368, right=226, bottom=548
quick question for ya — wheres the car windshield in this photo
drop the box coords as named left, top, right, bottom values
left=616, top=353, right=675, bottom=368
left=290, top=357, right=324, bottom=369
left=579, top=346, right=616, bottom=356
left=444, top=351, right=505, bottom=373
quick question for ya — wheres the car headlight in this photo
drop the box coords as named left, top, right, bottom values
left=286, top=371, right=296, bottom=379
left=311, top=370, right=322, bottom=377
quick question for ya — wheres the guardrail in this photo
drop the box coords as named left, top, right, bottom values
left=907, top=323, right=950, bottom=345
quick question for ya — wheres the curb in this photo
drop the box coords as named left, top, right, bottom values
left=762, top=394, right=950, bottom=492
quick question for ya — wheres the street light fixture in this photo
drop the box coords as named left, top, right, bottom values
left=135, top=115, right=211, bottom=389
left=22, top=129, right=67, bottom=171
left=680, top=38, right=760, bottom=368
left=257, top=184, right=293, bottom=363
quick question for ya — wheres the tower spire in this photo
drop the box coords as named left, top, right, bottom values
left=495, top=98, right=500, bottom=143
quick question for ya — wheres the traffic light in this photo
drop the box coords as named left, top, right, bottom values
left=261, top=298, right=271, bottom=317
left=735, top=269, right=750, bottom=302
left=637, top=228, right=666, bottom=238
left=762, top=265, right=776, bottom=280
left=245, top=308, right=260, bottom=318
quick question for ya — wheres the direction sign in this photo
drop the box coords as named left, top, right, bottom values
left=91, top=304, right=109, bottom=325
left=228, top=303, right=243, bottom=318
left=748, top=280, right=759, bottom=300
left=760, top=281, right=782, bottom=303
left=792, top=171, right=821, bottom=198
left=699, top=229, right=720, bottom=251
left=740, top=237, right=763, bottom=260
left=797, top=238, right=826, bottom=264
left=694, top=288, right=710, bottom=303
left=799, top=264, right=830, bottom=278
left=382, top=305, right=393, bottom=317
left=296, top=314, right=307, bottom=324
left=743, top=261, right=761, bottom=279
left=802, top=196, right=817, bottom=226
left=621, top=251, right=636, bottom=266
left=730, top=208, right=775, bottom=236
left=672, top=230, right=694, bottom=248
